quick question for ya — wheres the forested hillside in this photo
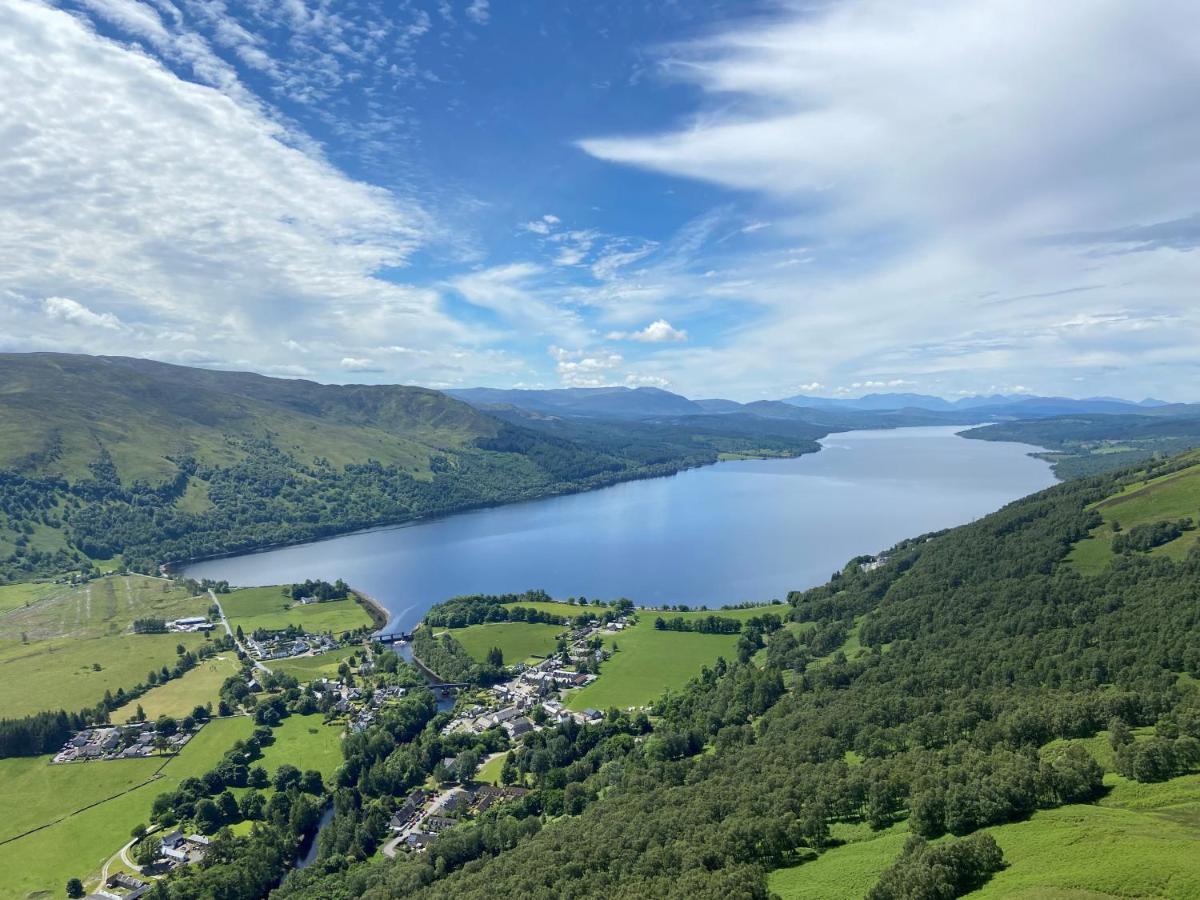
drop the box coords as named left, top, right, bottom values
left=273, top=452, right=1200, bottom=900
left=0, top=354, right=821, bottom=581
left=965, top=414, right=1200, bottom=478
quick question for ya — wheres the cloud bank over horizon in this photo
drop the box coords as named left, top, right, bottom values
left=2, top=0, right=1198, bottom=401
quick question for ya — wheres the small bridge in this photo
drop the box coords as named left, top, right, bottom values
left=377, top=632, right=414, bottom=644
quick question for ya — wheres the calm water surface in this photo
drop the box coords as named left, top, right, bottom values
left=182, top=426, right=1055, bottom=632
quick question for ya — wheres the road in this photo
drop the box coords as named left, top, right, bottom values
left=208, top=589, right=271, bottom=674
left=380, top=783, right=468, bottom=858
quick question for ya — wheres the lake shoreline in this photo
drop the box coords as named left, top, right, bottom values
left=180, top=426, right=1057, bottom=630
left=163, top=444, right=820, bottom=575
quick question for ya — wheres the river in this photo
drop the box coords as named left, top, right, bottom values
left=181, top=426, right=1055, bottom=633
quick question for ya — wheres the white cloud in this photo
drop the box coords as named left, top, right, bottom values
left=340, top=357, right=377, bottom=371
left=449, top=264, right=586, bottom=340
left=0, top=0, right=494, bottom=385
left=549, top=346, right=625, bottom=388
left=465, top=0, right=490, bottom=26
left=42, top=296, right=123, bottom=330
left=606, top=319, right=688, bottom=343
left=570, top=0, right=1200, bottom=400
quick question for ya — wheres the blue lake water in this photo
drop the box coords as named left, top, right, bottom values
left=181, top=426, right=1055, bottom=633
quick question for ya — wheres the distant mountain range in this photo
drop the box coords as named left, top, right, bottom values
left=450, top=386, right=1186, bottom=422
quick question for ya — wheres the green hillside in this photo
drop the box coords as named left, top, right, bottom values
left=0, top=353, right=819, bottom=582
left=278, top=452, right=1200, bottom=900
left=1068, top=451, right=1200, bottom=574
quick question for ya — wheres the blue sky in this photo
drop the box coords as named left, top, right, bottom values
left=2, top=0, right=1199, bottom=400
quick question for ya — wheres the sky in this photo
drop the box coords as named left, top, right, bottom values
left=2, top=0, right=1199, bottom=401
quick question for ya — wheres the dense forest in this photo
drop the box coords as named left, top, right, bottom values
left=274, top=452, right=1200, bottom=899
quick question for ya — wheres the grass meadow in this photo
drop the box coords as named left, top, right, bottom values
left=0, top=716, right=254, bottom=898
left=447, top=621, right=565, bottom=664
left=1069, top=459, right=1200, bottom=575
left=254, top=713, right=344, bottom=781
left=768, top=768, right=1200, bottom=899
left=222, top=586, right=373, bottom=635
left=0, top=632, right=207, bottom=718
left=111, top=653, right=240, bottom=721
left=269, top=646, right=359, bottom=682
left=565, top=617, right=740, bottom=711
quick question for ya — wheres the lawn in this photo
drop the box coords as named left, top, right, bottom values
left=564, top=619, right=740, bottom=712
left=222, top=585, right=373, bottom=635
left=0, top=631, right=207, bottom=718
left=1069, top=459, right=1200, bottom=575
left=475, top=752, right=506, bottom=786
left=111, top=653, right=240, bottom=721
left=270, top=646, right=359, bottom=682
left=254, top=713, right=344, bottom=781
left=0, top=716, right=254, bottom=898
left=446, top=621, right=565, bottom=665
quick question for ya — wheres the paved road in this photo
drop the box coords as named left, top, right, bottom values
left=380, top=783, right=468, bottom=858
left=208, top=589, right=271, bottom=674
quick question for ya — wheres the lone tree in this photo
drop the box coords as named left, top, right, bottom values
left=486, top=646, right=504, bottom=668
left=66, top=879, right=84, bottom=899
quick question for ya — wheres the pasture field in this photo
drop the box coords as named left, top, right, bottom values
left=111, top=653, right=240, bottom=721
left=0, top=631, right=206, bottom=718
left=0, top=754, right=162, bottom=844
left=1069, top=458, right=1200, bottom=575
left=0, top=716, right=254, bottom=899
left=0, top=574, right=207, bottom=642
left=767, top=772, right=1200, bottom=900
left=447, top=621, right=564, bottom=664
left=0, top=581, right=57, bottom=616
left=501, top=600, right=586, bottom=619
left=222, top=585, right=373, bottom=635
left=254, top=713, right=344, bottom=781
left=269, top=646, right=359, bottom=682
left=565, top=619, right=740, bottom=711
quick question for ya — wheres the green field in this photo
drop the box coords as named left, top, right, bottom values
left=0, top=581, right=57, bottom=616
left=0, top=632, right=207, bottom=718
left=446, top=621, right=565, bottom=664
left=1069, top=458, right=1200, bottom=574
left=0, top=574, right=208, bottom=642
left=0, top=716, right=254, bottom=899
left=222, top=586, right=373, bottom=635
left=269, top=646, right=359, bottom=682
left=111, top=653, right=240, bottom=721
left=564, top=618, right=740, bottom=711
left=768, top=773, right=1200, bottom=900
left=253, top=713, right=344, bottom=781
left=475, top=753, right=506, bottom=786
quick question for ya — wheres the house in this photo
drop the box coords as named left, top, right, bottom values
left=160, top=829, right=184, bottom=849
left=582, top=708, right=602, bottom=722
left=505, top=717, right=533, bottom=738
left=490, top=706, right=520, bottom=726
left=442, top=789, right=473, bottom=814
left=405, top=831, right=437, bottom=849
left=423, top=815, right=457, bottom=833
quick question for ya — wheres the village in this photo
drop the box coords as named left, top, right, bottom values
left=53, top=722, right=195, bottom=764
